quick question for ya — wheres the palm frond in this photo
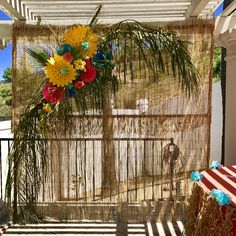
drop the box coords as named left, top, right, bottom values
left=5, top=87, right=70, bottom=222
left=89, top=5, right=102, bottom=27
left=101, top=20, right=199, bottom=95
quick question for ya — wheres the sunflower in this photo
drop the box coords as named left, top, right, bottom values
left=64, top=26, right=98, bottom=57
left=45, top=54, right=76, bottom=87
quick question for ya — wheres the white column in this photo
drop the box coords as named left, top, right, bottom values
left=218, top=29, right=236, bottom=165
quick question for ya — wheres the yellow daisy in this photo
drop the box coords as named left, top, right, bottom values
left=45, top=54, right=76, bottom=87
left=74, top=59, right=86, bottom=71
left=64, top=25, right=98, bottom=57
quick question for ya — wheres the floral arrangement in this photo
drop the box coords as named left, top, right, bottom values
left=27, top=25, right=115, bottom=116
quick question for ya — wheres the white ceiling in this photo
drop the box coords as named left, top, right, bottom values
left=0, top=0, right=223, bottom=24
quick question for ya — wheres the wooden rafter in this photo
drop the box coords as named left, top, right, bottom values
left=0, top=0, right=25, bottom=20
left=0, top=0, right=224, bottom=24
left=222, top=0, right=236, bottom=16
left=185, top=0, right=210, bottom=17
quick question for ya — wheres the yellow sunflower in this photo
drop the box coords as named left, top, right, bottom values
left=64, top=25, right=98, bottom=57
left=45, top=54, right=76, bottom=87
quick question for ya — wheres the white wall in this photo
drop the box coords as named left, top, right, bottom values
left=210, top=82, right=222, bottom=163
left=0, top=120, right=12, bottom=138
left=0, top=120, right=12, bottom=199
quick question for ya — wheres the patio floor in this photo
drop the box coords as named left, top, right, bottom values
left=1, top=221, right=185, bottom=235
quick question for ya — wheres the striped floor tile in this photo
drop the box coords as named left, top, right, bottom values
left=1, top=221, right=185, bottom=235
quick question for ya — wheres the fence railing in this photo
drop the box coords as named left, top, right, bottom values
left=0, top=137, right=190, bottom=221
left=0, top=137, right=189, bottom=200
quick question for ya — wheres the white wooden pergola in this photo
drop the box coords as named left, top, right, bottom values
left=0, top=0, right=225, bottom=53
left=0, top=0, right=223, bottom=24
left=1, top=0, right=236, bottom=166
left=0, top=0, right=228, bottom=47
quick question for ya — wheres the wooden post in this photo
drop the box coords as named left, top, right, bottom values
left=169, top=138, right=174, bottom=200
left=13, top=154, right=17, bottom=223
left=102, top=93, right=117, bottom=197
left=116, top=202, right=128, bottom=236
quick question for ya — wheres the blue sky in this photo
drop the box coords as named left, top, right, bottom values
left=213, top=2, right=224, bottom=16
left=0, top=11, right=12, bottom=80
left=0, top=10, right=11, bottom=20
left=0, top=44, right=12, bottom=80
left=0, top=4, right=225, bottom=80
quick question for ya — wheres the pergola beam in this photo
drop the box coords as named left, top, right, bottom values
left=222, top=0, right=236, bottom=16
left=21, top=1, right=191, bottom=7
left=40, top=14, right=185, bottom=18
left=33, top=17, right=186, bottom=25
left=28, top=2, right=189, bottom=21
left=33, top=10, right=186, bottom=15
left=185, top=0, right=210, bottom=17
left=33, top=9, right=186, bottom=13
left=21, top=0, right=190, bottom=4
left=0, top=20, right=13, bottom=40
left=0, top=0, right=224, bottom=25
left=28, top=6, right=189, bottom=11
left=0, top=0, right=25, bottom=20
left=215, top=15, right=236, bottom=45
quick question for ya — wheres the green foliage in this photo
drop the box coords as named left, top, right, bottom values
left=0, top=87, right=12, bottom=98
left=3, top=67, right=12, bottom=82
left=5, top=97, right=12, bottom=106
left=102, top=20, right=199, bottom=95
left=213, top=47, right=221, bottom=83
left=0, top=83, right=12, bottom=117
left=6, top=91, right=48, bottom=222
left=0, top=68, right=12, bottom=118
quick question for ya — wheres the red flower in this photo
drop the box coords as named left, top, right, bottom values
left=63, top=53, right=73, bottom=63
left=75, top=81, right=85, bottom=89
left=80, top=58, right=96, bottom=83
left=42, top=83, right=65, bottom=104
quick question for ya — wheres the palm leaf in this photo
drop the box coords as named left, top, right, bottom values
left=89, top=5, right=102, bottom=27
left=100, top=20, right=199, bottom=95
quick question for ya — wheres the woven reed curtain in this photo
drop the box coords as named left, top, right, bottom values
left=12, top=23, right=67, bottom=128
left=12, top=20, right=214, bottom=221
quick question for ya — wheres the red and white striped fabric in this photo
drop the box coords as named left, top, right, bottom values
left=198, top=166, right=236, bottom=206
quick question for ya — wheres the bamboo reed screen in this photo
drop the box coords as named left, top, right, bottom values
left=12, top=19, right=214, bottom=221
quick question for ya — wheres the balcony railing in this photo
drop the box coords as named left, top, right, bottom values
left=0, top=137, right=190, bottom=222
